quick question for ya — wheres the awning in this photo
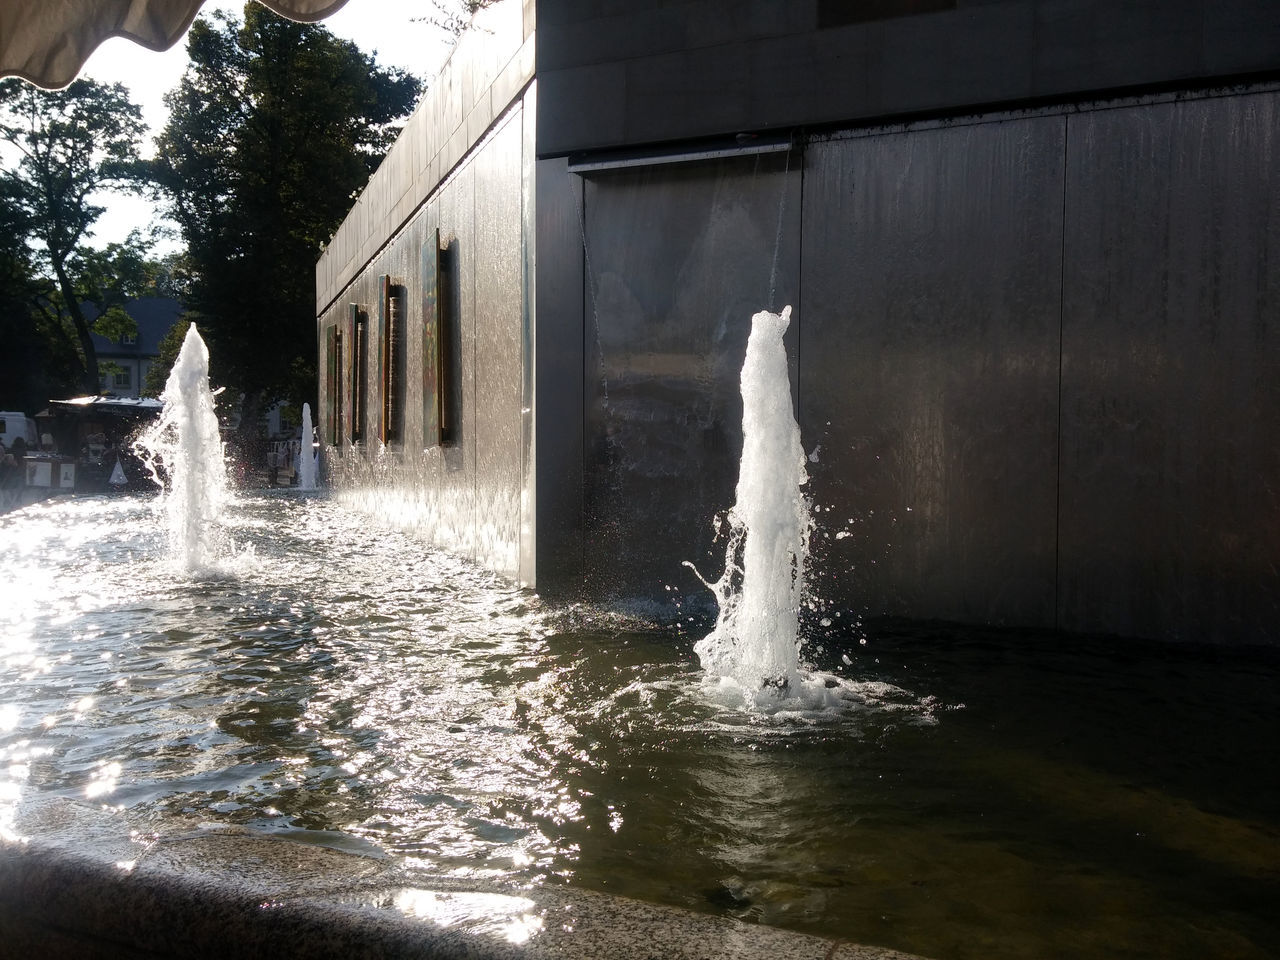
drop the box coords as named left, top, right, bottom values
left=1, top=0, right=351, bottom=90
left=44, top=395, right=164, bottom=417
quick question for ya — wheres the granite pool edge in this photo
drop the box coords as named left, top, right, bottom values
left=0, top=797, right=927, bottom=960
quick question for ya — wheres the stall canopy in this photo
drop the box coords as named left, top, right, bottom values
left=0, top=0, right=351, bottom=89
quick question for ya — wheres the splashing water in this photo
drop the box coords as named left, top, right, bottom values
left=134, top=323, right=229, bottom=572
left=298, top=402, right=318, bottom=491
left=688, top=306, right=837, bottom=710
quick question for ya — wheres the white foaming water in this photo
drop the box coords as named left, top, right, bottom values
left=298, top=402, right=318, bottom=491
left=688, top=306, right=846, bottom=711
left=134, top=323, right=230, bottom=573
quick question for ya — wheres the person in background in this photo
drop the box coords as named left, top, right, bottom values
left=0, top=437, right=19, bottom=509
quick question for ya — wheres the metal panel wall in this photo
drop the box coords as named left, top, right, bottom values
left=473, top=115, right=526, bottom=575
left=537, top=0, right=1280, bottom=158
left=318, top=99, right=532, bottom=580
left=1059, top=92, right=1280, bottom=641
left=799, top=118, right=1065, bottom=626
left=533, top=156, right=586, bottom=596
left=580, top=151, right=802, bottom=604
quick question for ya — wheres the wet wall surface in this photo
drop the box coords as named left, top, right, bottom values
left=800, top=116, right=1064, bottom=628
left=578, top=152, right=802, bottom=603
left=564, top=86, right=1280, bottom=643
left=318, top=98, right=532, bottom=582
left=1058, top=93, right=1280, bottom=641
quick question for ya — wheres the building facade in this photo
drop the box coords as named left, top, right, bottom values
left=317, top=0, right=1280, bottom=644
left=87, top=296, right=182, bottom=399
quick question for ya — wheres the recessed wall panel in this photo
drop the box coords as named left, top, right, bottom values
left=799, top=118, right=1065, bottom=626
left=1060, top=92, right=1280, bottom=641
left=581, top=151, right=802, bottom=605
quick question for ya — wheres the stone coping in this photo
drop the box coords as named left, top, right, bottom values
left=0, top=796, right=927, bottom=960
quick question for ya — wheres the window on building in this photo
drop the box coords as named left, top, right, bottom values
left=121, top=333, right=137, bottom=345
left=326, top=325, right=343, bottom=447
left=422, top=230, right=444, bottom=447
left=380, top=274, right=405, bottom=446
left=351, top=303, right=365, bottom=443
left=114, top=369, right=131, bottom=387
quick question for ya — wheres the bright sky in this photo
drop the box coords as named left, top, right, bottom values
left=77, top=0, right=456, bottom=254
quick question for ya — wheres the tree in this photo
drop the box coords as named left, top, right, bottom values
left=418, top=0, right=502, bottom=36
left=144, top=314, right=195, bottom=398
left=0, top=176, right=55, bottom=410
left=0, top=77, right=148, bottom=394
left=149, top=3, right=421, bottom=434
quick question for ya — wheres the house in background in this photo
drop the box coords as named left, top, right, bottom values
left=86, top=296, right=181, bottom=398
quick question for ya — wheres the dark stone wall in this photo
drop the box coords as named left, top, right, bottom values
left=1057, top=92, right=1280, bottom=642
left=536, top=0, right=1280, bottom=156
left=547, top=85, right=1280, bottom=643
left=800, top=115, right=1065, bottom=630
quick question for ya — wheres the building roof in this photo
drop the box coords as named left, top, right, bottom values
left=86, top=297, right=182, bottom=359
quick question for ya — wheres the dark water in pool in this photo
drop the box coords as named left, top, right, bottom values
left=1, top=492, right=1276, bottom=959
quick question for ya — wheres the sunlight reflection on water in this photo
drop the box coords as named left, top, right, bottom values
left=1, top=491, right=1277, bottom=960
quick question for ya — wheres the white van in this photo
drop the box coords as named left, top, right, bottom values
left=0, top=412, right=38, bottom=452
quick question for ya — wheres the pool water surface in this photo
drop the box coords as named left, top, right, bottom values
left=1, top=492, right=1276, bottom=960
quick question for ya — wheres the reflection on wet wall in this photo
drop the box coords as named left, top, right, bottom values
left=568, top=88, right=1280, bottom=644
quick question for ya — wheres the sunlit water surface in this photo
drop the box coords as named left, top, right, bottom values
left=1, top=493, right=1277, bottom=960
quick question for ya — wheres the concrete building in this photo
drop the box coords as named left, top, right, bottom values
left=317, top=0, right=1280, bottom=644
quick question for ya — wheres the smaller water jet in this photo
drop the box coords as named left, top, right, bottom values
left=134, top=323, right=229, bottom=572
left=297, top=402, right=318, bottom=491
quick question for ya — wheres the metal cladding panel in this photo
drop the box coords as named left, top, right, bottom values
left=1059, top=92, right=1280, bottom=642
left=519, top=86, right=538, bottom=587
left=799, top=118, right=1065, bottom=627
left=318, top=104, right=531, bottom=576
left=473, top=113, right=526, bottom=578
left=536, top=0, right=1280, bottom=158
left=534, top=156, right=586, bottom=596
left=580, top=151, right=802, bottom=605
left=439, top=156, right=480, bottom=560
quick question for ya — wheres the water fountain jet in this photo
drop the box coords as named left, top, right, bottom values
left=133, top=323, right=229, bottom=573
left=687, top=306, right=820, bottom=710
left=298, top=402, right=318, bottom=491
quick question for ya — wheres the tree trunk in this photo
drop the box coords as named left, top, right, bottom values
left=52, top=260, right=99, bottom=395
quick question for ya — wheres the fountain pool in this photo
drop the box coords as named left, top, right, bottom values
left=1, top=491, right=1277, bottom=959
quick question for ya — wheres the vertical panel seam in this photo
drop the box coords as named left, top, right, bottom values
left=1055, top=114, right=1070, bottom=633
left=578, top=172, right=588, bottom=588
left=795, top=140, right=806, bottom=430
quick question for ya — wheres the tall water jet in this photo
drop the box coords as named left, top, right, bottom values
left=135, top=323, right=229, bottom=572
left=298, top=402, right=318, bottom=491
left=688, top=306, right=812, bottom=708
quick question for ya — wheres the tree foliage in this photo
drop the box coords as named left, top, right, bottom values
left=418, top=0, right=502, bottom=37
left=149, top=3, right=422, bottom=426
left=0, top=77, right=148, bottom=395
left=0, top=175, right=56, bottom=410
left=144, top=314, right=195, bottom=398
